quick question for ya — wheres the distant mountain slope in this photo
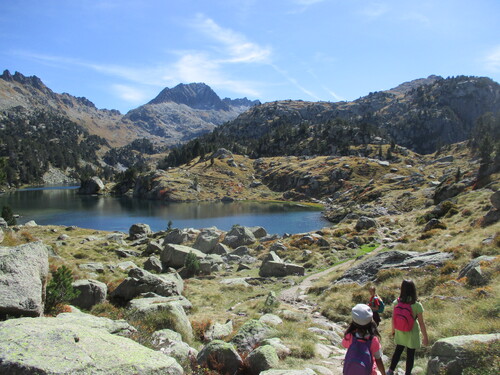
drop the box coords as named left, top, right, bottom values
left=0, top=70, right=144, bottom=147
left=124, top=83, right=260, bottom=143
left=0, top=70, right=260, bottom=147
left=209, top=75, right=500, bottom=155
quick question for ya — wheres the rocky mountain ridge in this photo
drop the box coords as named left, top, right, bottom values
left=212, top=75, right=500, bottom=155
left=0, top=70, right=259, bottom=147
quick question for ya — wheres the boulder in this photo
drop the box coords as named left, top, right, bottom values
left=115, top=248, right=141, bottom=258
left=427, top=333, right=500, bottom=374
left=230, top=319, right=276, bottom=353
left=213, top=243, right=230, bottom=255
left=433, top=182, right=467, bottom=204
left=204, top=320, right=234, bottom=342
left=24, top=220, right=37, bottom=227
left=70, top=279, right=107, bottom=310
left=78, top=262, right=105, bottom=274
left=259, top=261, right=305, bottom=277
left=163, top=229, right=189, bottom=245
left=129, top=223, right=152, bottom=239
left=232, top=246, right=250, bottom=256
left=0, top=228, right=3, bottom=243
left=116, top=261, right=138, bottom=271
left=127, top=295, right=192, bottom=313
left=336, top=250, right=454, bottom=285
left=78, top=176, right=105, bottom=195
left=269, top=242, right=287, bottom=253
left=0, top=241, right=48, bottom=318
left=355, top=216, right=377, bottom=231
left=261, top=338, right=292, bottom=358
left=263, top=251, right=282, bottom=263
left=222, top=226, right=256, bottom=248
left=259, top=314, right=283, bottom=326
left=151, top=329, right=198, bottom=365
left=0, top=217, right=7, bottom=228
left=491, top=191, right=500, bottom=210
left=481, top=208, right=500, bottom=226
left=161, top=244, right=206, bottom=269
left=424, top=218, right=445, bottom=232
left=144, top=255, right=163, bottom=273
left=197, top=340, right=242, bottom=375
left=247, top=345, right=279, bottom=375
left=110, top=268, right=183, bottom=301
left=0, top=316, right=183, bottom=375
left=193, top=229, right=221, bottom=254
left=143, top=240, right=163, bottom=255
left=128, top=300, right=193, bottom=342
left=457, top=256, right=495, bottom=286
left=56, top=311, right=136, bottom=336
left=249, top=226, right=268, bottom=238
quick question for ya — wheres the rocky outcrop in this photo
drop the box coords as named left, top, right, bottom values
left=223, top=226, right=257, bottom=248
left=78, top=176, right=105, bottom=195
left=193, top=228, right=221, bottom=253
left=0, top=241, right=49, bottom=318
left=247, top=345, right=279, bottom=375
left=457, top=256, right=496, bottom=286
left=128, top=300, right=193, bottom=342
left=161, top=244, right=207, bottom=269
left=336, top=250, right=454, bottom=284
left=259, top=251, right=305, bottom=278
left=70, top=279, right=107, bottom=310
left=110, top=267, right=183, bottom=301
left=204, top=320, right=234, bottom=342
left=197, top=340, right=243, bottom=375
left=151, top=329, right=198, bottom=366
left=230, top=319, right=276, bottom=353
left=129, top=223, right=152, bottom=239
left=0, top=316, right=183, bottom=374
left=427, top=333, right=500, bottom=374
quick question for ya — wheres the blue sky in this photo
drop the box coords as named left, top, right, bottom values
left=1, top=0, right=499, bottom=113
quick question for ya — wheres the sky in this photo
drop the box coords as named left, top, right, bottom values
left=0, top=0, right=499, bottom=113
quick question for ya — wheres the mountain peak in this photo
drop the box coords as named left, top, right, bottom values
left=148, top=82, right=230, bottom=110
left=1, top=69, right=47, bottom=90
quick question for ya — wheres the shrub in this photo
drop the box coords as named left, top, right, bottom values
left=185, top=251, right=200, bottom=278
left=440, top=261, right=459, bottom=275
left=191, top=318, right=214, bottom=342
left=1, top=205, right=16, bottom=226
left=44, top=265, right=80, bottom=315
left=376, top=268, right=404, bottom=282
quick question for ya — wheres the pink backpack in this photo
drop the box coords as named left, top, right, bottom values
left=393, top=298, right=416, bottom=332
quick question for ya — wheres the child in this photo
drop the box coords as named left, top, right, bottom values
left=342, top=303, right=386, bottom=375
left=387, top=279, right=429, bottom=375
left=368, top=285, right=383, bottom=326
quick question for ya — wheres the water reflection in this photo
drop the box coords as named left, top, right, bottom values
left=0, top=188, right=329, bottom=234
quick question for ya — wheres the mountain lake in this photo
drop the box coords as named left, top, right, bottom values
left=0, top=186, right=329, bottom=235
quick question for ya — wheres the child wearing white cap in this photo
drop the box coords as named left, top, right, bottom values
left=342, top=303, right=386, bottom=375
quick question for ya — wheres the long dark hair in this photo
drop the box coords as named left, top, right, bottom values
left=344, top=321, right=381, bottom=339
left=399, top=279, right=417, bottom=304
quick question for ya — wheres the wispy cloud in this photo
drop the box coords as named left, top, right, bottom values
left=361, top=2, right=390, bottom=18
left=192, top=14, right=271, bottom=64
left=483, top=45, right=500, bottom=72
left=111, top=84, right=150, bottom=103
left=10, top=14, right=339, bottom=103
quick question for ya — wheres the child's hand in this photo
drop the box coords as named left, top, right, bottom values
left=422, top=336, right=429, bottom=346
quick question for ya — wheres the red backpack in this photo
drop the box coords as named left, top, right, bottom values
left=393, top=298, right=416, bottom=332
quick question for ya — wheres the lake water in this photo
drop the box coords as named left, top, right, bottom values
left=0, top=187, right=329, bottom=235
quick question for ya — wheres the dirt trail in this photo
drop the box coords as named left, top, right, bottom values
left=277, top=246, right=384, bottom=375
